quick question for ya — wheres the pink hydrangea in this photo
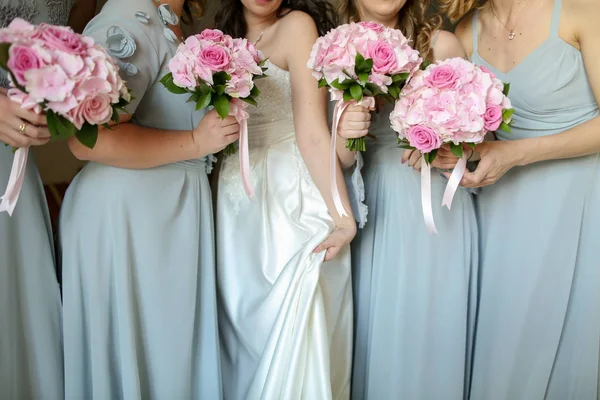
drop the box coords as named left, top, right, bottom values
left=390, top=57, right=514, bottom=152
left=0, top=18, right=129, bottom=131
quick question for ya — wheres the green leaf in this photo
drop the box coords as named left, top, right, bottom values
left=388, top=86, right=399, bottom=99
left=46, top=110, right=76, bottom=141
left=397, top=143, right=414, bottom=150
left=159, top=72, right=187, bottom=94
left=421, top=60, right=432, bottom=70
left=75, top=123, right=99, bottom=149
left=467, top=142, right=476, bottom=150
left=0, top=42, right=10, bottom=70
left=250, top=85, right=260, bottom=98
left=241, top=96, right=257, bottom=106
left=502, top=108, right=514, bottom=122
left=187, top=93, right=200, bottom=103
left=450, top=142, right=463, bottom=158
left=350, top=84, right=363, bottom=102
left=253, top=74, right=268, bottom=80
left=214, top=84, right=226, bottom=95
left=499, top=121, right=511, bottom=132
left=365, top=83, right=382, bottom=96
left=358, top=72, right=369, bottom=84
left=503, top=82, right=510, bottom=96
left=392, top=73, right=409, bottom=83
left=198, top=82, right=212, bottom=95
left=318, top=78, right=328, bottom=88
left=110, top=108, right=120, bottom=124
left=354, top=52, right=373, bottom=75
left=196, top=91, right=212, bottom=110
left=343, top=91, right=353, bottom=103
left=331, top=79, right=351, bottom=91
left=363, top=88, right=373, bottom=97
left=213, top=71, right=231, bottom=86
left=423, top=149, right=438, bottom=164
left=258, top=58, right=269, bottom=67
left=213, top=94, right=230, bottom=119
left=355, top=53, right=366, bottom=70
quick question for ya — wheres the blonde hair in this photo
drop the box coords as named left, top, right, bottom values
left=338, top=0, right=442, bottom=62
left=438, top=0, right=482, bottom=23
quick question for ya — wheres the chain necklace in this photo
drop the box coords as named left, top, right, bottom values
left=489, top=0, right=528, bottom=40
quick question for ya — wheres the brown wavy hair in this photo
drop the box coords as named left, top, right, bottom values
left=438, top=0, right=483, bottom=23
left=183, top=0, right=205, bottom=24
left=338, top=0, right=442, bottom=62
left=215, top=0, right=338, bottom=39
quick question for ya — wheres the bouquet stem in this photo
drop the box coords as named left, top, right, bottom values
left=346, top=137, right=367, bottom=152
left=223, top=142, right=238, bottom=156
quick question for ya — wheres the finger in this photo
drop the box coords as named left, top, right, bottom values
left=347, top=121, right=370, bottom=131
left=345, top=104, right=369, bottom=114
left=24, top=124, right=51, bottom=139
left=407, top=150, right=421, bottom=168
left=324, top=246, right=341, bottom=262
left=12, top=104, right=47, bottom=126
left=221, top=124, right=240, bottom=136
left=220, top=116, right=238, bottom=127
left=402, top=149, right=415, bottom=164
left=314, top=237, right=336, bottom=254
left=224, top=133, right=240, bottom=144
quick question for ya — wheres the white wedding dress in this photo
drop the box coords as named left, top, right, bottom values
left=216, top=60, right=353, bottom=400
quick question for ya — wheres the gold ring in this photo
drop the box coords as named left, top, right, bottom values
left=18, top=122, right=27, bottom=134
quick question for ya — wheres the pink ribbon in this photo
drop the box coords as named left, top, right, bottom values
left=441, top=156, right=467, bottom=210
left=329, top=90, right=376, bottom=217
left=0, top=147, right=29, bottom=216
left=420, top=157, right=438, bottom=235
left=230, top=99, right=254, bottom=198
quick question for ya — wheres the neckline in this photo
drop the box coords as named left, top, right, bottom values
left=473, top=38, right=553, bottom=76
left=265, top=59, right=289, bottom=74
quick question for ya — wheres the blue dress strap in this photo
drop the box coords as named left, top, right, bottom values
left=471, top=10, right=479, bottom=54
left=549, top=0, right=563, bottom=37
left=431, top=29, right=440, bottom=48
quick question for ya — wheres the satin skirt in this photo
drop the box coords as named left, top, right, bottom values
left=217, top=137, right=353, bottom=399
left=350, top=157, right=478, bottom=400
left=470, top=153, right=600, bottom=400
left=0, top=146, right=63, bottom=399
left=60, top=160, right=221, bottom=399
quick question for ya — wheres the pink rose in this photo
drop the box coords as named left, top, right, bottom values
left=406, top=125, right=442, bottom=153
left=25, top=64, right=74, bottom=103
left=358, top=21, right=385, bottom=33
left=54, top=50, right=85, bottom=78
left=425, top=64, right=458, bottom=90
left=367, top=41, right=397, bottom=74
left=198, top=29, right=225, bottom=43
left=70, top=93, right=112, bottom=129
left=246, top=42, right=263, bottom=64
left=483, top=104, right=503, bottom=131
left=198, top=44, right=231, bottom=71
left=38, top=25, right=87, bottom=55
left=7, top=45, right=48, bottom=85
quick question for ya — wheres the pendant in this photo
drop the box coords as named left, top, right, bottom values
left=508, top=30, right=515, bottom=40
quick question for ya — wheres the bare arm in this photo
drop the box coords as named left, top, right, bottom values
left=68, top=0, right=98, bottom=34
left=69, top=111, right=239, bottom=169
left=283, top=12, right=356, bottom=256
left=514, top=0, right=600, bottom=165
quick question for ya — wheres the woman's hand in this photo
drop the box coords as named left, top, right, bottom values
left=402, top=144, right=469, bottom=171
left=0, top=89, right=50, bottom=148
left=338, top=104, right=371, bottom=140
left=314, top=220, right=357, bottom=262
left=193, top=109, right=240, bottom=157
left=443, top=140, right=522, bottom=188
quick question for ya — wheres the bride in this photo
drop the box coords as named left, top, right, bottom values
left=214, top=0, right=356, bottom=398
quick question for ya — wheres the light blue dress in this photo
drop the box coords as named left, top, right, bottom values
left=348, top=101, right=479, bottom=398
left=0, top=1, right=72, bottom=398
left=59, top=0, right=221, bottom=398
left=469, top=1, right=600, bottom=398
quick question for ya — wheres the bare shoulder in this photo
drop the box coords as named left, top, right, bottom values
left=564, top=0, right=600, bottom=44
left=454, top=11, right=476, bottom=58
left=433, top=30, right=467, bottom=60
left=277, top=10, right=319, bottom=40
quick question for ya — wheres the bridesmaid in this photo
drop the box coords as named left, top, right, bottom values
left=0, top=0, right=81, bottom=397
left=450, top=0, right=600, bottom=398
left=59, top=0, right=238, bottom=397
left=336, top=1, right=478, bottom=398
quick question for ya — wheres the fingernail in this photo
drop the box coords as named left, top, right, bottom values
left=401, top=159, right=406, bottom=164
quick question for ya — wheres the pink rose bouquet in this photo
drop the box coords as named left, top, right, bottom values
left=0, top=18, right=131, bottom=215
left=307, top=21, right=421, bottom=216
left=161, top=28, right=267, bottom=198
left=390, top=57, right=513, bottom=234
